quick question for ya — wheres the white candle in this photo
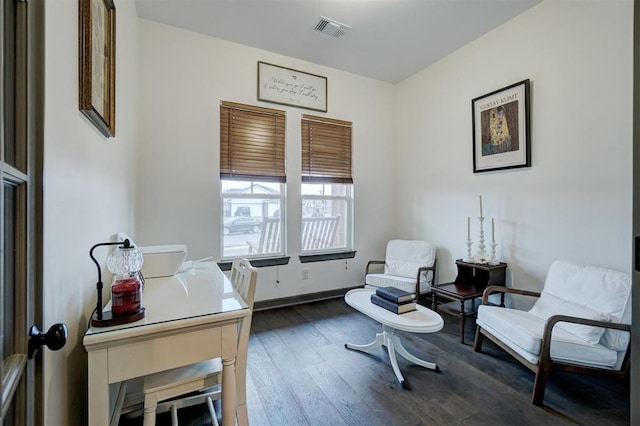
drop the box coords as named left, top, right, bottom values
left=479, top=195, right=483, bottom=217
left=467, top=216, right=470, bottom=239
left=492, top=218, right=495, bottom=241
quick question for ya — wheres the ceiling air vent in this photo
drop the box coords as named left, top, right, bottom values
left=313, top=16, right=351, bottom=39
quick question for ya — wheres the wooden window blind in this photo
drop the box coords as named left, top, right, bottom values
left=220, top=101, right=286, bottom=182
left=301, top=114, right=352, bottom=184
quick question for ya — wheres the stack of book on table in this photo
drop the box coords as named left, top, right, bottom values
left=370, top=287, right=417, bottom=314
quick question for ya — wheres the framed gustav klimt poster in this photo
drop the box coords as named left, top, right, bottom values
left=472, top=79, right=530, bottom=173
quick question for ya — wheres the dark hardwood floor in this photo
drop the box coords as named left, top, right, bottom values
left=122, top=297, right=630, bottom=425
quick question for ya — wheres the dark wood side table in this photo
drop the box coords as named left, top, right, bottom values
left=431, top=260, right=507, bottom=344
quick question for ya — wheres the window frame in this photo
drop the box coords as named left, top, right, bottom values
left=220, top=179, right=287, bottom=262
left=300, top=115, right=354, bottom=259
left=300, top=182, right=354, bottom=255
left=219, top=101, right=288, bottom=264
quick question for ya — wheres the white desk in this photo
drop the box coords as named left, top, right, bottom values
left=344, top=288, right=443, bottom=389
left=83, top=262, right=250, bottom=426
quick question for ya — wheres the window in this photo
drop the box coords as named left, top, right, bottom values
left=301, top=115, right=353, bottom=253
left=220, top=101, right=286, bottom=259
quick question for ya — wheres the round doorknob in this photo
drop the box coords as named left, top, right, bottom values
left=28, top=323, right=68, bottom=359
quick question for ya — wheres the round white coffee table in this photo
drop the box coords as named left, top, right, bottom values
left=344, top=288, right=444, bottom=389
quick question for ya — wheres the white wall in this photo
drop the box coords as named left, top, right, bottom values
left=395, top=0, right=633, bottom=301
left=136, top=20, right=397, bottom=301
left=43, top=1, right=139, bottom=424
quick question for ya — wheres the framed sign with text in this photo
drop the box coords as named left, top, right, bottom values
left=472, top=79, right=530, bottom=173
left=258, top=61, right=328, bottom=112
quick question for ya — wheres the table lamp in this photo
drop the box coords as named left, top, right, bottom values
left=90, top=239, right=146, bottom=327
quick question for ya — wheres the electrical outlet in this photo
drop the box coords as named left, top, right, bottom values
left=302, top=269, right=309, bottom=280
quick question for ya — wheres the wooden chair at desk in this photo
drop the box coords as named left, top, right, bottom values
left=141, top=258, right=257, bottom=426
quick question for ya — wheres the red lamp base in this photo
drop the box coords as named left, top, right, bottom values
left=91, top=308, right=145, bottom=327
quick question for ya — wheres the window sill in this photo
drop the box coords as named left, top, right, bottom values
left=299, top=251, right=356, bottom=263
left=218, top=256, right=290, bottom=271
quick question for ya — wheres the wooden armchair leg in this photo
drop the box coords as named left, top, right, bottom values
left=532, top=365, right=552, bottom=406
left=472, top=327, right=484, bottom=352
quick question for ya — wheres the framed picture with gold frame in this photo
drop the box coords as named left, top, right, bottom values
left=472, top=79, right=530, bottom=173
left=79, top=0, right=116, bottom=137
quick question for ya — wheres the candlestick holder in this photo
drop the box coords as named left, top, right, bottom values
left=488, top=241, right=499, bottom=265
left=464, top=239, right=474, bottom=263
left=474, top=216, right=488, bottom=264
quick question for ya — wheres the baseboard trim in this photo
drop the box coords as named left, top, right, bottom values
left=254, top=286, right=361, bottom=311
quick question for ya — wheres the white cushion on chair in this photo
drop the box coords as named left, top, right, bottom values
left=384, top=240, right=435, bottom=279
left=528, top=293, right=610, bottom=344
left=537, top=261, right=631, bottom=351
left=477, top=305, right=619, bottom=369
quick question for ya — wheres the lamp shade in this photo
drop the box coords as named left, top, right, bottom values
left=107, top=245, right=144, bottom=275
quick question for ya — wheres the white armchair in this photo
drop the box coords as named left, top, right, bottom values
left=473, top=260, right=631, bottom=405
left=365, top=240, right=436, bottom=300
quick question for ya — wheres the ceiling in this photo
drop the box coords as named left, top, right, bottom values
left=134, top=0, right=541, bottom=84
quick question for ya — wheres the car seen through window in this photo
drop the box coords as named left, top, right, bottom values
left=223, top=216, right=262, bottom=235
